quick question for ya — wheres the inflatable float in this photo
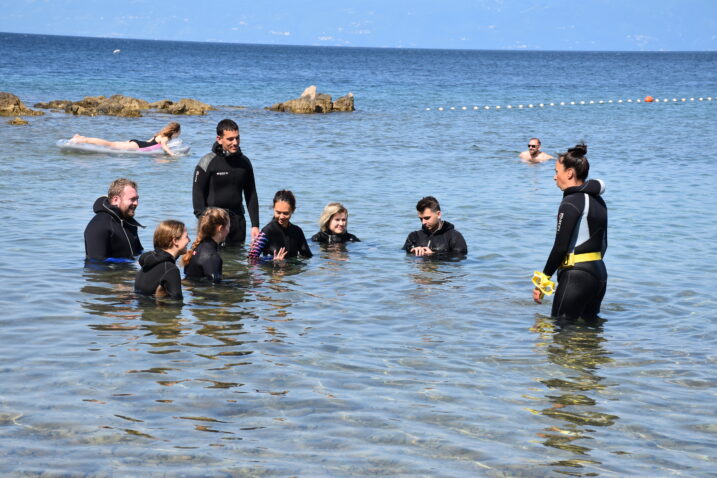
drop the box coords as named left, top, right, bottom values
left=56, top=138, right=190, bottom=156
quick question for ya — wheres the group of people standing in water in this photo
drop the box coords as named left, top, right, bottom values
left=82, top=118, right=608, bottom=324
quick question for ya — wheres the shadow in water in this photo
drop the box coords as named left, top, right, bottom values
left=530, top=316, right=622, bottom=476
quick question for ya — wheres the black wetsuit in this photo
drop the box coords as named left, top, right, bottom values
left=542, top=179, right=608, bottom=322
left=84, top=196, right=144, bottom=261
left=192, top=143, right=259, bottom=245
left=259, top=219, right=313, bottom=258
left=402, top=221, right=467, bottom=255
left=130, top=136, right=157, bottom=148
left=310, top=231, right=361, bottom=244
left=184, top=239, right=223, bottom=283
left=134, top=249, right=183, bottom=300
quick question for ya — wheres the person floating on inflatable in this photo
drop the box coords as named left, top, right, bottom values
left=70, top=122, right=182, bottom=156
left=532, top=143, right=608, bottom=324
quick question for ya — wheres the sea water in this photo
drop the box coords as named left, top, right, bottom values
left=0, top=32, right=716, bottom=476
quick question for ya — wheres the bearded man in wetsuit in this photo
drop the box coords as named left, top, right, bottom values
left=402, top=196, right=467, bottom=257
left=192, top=119, right=260, bottom=245
left=84, top=178, right=144, bottom=261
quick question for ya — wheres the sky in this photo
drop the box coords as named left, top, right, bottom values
left=2, top=0, right=715, bottom=51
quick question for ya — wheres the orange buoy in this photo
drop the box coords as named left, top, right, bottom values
left=644, top=95, right=654, bottom=103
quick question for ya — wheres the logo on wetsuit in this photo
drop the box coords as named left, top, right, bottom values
left=556, top=212, right=564, bottom=233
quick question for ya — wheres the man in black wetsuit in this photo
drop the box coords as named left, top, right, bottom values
left=192, top=119, right=260, bottom=245
left=402, top=196, right=467, bottom=257
left=84, top=178, right=144, bottom=261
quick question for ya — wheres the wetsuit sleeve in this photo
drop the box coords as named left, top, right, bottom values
left=192, top=164, right=209, bottom=218
left=162, top=267, right=183, bottom=301
left=243, top=157, right=260, bottom=228
left=84, top=216, right=110, bottom=260
left=402, top=232, right=418, bottom=252
left=298, top=229, right=313, bottom=258
left=450, top=231, right=468, bottom=254
left=542, top=198, right=582, bottom=278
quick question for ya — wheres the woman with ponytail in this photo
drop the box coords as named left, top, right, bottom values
left=183, top=208, right=230, bottom=283
left=135, top=220, right=190, bottom=300
left=532, top=143, right=608, bottom=324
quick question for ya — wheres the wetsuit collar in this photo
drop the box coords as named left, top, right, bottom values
left=95, top=196, right=145, bottom=228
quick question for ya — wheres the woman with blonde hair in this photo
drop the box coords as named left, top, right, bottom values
left=71, top=122, right=182, bottom=156
left=183, top=208, right=230, bottom=283
left=311, top=202, right=360, bottom=245
left=135, top=220, right=190, bottom=300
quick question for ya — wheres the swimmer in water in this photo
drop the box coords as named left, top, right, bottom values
left=71, top=122, right=181, bottom=156
left=311, top=202, right=360, bottom=245
left=135, top=220, right=190, bottom=300
left=532, top=143, right=608, bottom=324
left=252, top=190, right=312, bottom=261
left=520, top=137, right=554, bottom=163
left=183, top=208, right=230, bottom=283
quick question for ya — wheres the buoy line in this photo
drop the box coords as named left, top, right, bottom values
left=424, top=96, right=714, bottom=111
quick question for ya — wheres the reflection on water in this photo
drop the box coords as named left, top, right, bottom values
left=530, top=317, right=623, bottom=476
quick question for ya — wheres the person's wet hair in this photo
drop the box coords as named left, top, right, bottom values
left=416, top=196, right=440, bottom=213
left=216, top=118, right=239, bottom=137
left=182, top=208, right=229, bottom=265
left=153, top=220, right=186, bottom=250
left=273, top=190, right=296, bottom=211
left=558, top=143, right=589, bottom=180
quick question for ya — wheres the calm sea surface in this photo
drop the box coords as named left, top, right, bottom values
left=1, top=33, right=716, bottom=476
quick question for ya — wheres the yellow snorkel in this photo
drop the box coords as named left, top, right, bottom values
left=532, top=271, right=556, bottom=299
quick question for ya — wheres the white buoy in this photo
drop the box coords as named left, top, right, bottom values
left=636, top=99, right=641, bottom=103
left=708, top=97, right=713, bottom=100
left=425, top=107, right=431, bottom=111
left=473, top=106, right=478, bottom=110
left=484, top=106, right=490, bottom=110
left=690, top=97, right=695, bottom=101
left=579, top=100, right=585, bottom=105
left=539, top=103, right=544, bottom=107
left=462, top=106, right=467, bottom=110
left=589, top=100, right=594, bottom=104
left=450, top=106, right=456, bottom=110
left=518, top=104, right=524, bottom=108
left=496, top=105, right=501, bottom=109
left=528, top=104, right=533, bottom=108
left=113, top=49, right=121, bottom=54
left=549, top=102, right=555, bottom=106
left=627, top=99, right=632, bottom=103
left=507, top=105, right=512, bottom=109
left=599, top=100, right=604, bottom=104
left=560, top=102, right=565, bottom=106
left=438, top=107, right=444, bottom=111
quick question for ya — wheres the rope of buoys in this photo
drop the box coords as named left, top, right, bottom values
left=425, top=96, right=714, bottom=111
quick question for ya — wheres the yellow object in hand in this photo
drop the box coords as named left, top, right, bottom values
left=532, top=271, right=556, bottom=296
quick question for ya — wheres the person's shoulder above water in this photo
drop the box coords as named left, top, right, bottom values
left=311, top=230, right=360, bottom=244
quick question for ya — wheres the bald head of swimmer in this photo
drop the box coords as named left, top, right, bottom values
left=216, top=118, right=240, bottom=154
left=554, top=143, right=589, bottom=191
left=416, top=196, right=442, bottom=233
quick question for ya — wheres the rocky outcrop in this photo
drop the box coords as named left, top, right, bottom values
left=0, top=92, right=44, bottom=117
left=7, top=116, right=29, bottom=125
left=153, top=98, right=215, bottom=115
left=266, top=86, right=355, bottom=114
left=33, top=95, right=215, bottom=116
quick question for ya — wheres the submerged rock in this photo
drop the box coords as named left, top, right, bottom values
left=266, top=86, right=355, bottom=114
left=0, top=92, right=44, bottom=117
left=7, top=116, right=29, bottom=125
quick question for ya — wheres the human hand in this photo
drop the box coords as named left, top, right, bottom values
left=251, top=227, right=260, bottom=241
left=411, top=246, right=434, bottom=257
left=273, top=247, right=287, bottom=261
left=533, top=287, right=543, bottom=304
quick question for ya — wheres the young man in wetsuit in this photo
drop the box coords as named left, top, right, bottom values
left=192, top=119, right=260, bottom=246
left=520, top=138, right=554, bottom=163
left=402, top=196, right=467, bottom=257
left=84, top=178, right=144, bottom=261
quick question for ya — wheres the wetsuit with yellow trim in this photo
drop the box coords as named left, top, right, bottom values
left=542, top=178, right=607, bottom=321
